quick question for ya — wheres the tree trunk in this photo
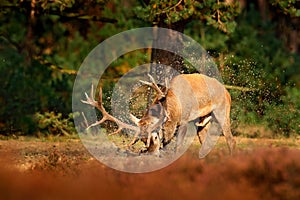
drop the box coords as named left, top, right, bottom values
left=147, top=19, right=188, bottom=105
left=150, top=20, right=188, bottom=81
left=289, top=18, right=299, bottom=53
left=257, top=0, right=268, bottom=22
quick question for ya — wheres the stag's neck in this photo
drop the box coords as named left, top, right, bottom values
left=164, top=90, right=182, bottom=123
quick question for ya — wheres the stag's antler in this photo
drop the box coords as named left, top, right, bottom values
left=81, top=85, right=141, bottom=146
left=139, top=74, right=167, bottom=100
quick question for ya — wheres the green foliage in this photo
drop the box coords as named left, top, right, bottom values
left=135, top=0, right=240, bottom=33
left=0, top=35, right=78, bottom=134
left=34, top=112, right=77, bottom=136
left=193, top=0, right=240, bottom=33
left=134, top=0, right=195, bottom=24
left=220, top=6, right=299, bottom=133
left=264, top=87, right=300, bottom=137
left=185, top=20, right=230, bottom=52
left=270, top=0, right=300, bottom=17
left=0, top=0, right=110, bottom=134
left=0, top=40, right=50, bottom=133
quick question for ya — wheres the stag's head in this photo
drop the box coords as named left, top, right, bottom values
left=131, top=101, right=167, bottom=153
left=128, top=74, right=170, bottom=153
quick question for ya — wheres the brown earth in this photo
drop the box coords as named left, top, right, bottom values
left=1, top=136, right=300, bottom=200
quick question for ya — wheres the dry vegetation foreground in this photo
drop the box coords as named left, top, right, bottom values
left=1, top=136, right=300, bottom=200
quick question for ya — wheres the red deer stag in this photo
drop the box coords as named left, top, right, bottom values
left=82, top=73, right=236, bottom=157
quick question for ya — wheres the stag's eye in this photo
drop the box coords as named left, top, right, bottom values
left=151, top=132, right=159, bottom=140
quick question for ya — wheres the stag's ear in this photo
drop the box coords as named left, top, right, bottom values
left=130, top=114, right=140, bottom=126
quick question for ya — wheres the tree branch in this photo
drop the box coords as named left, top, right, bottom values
left=225, top=85, right=257, bottom=92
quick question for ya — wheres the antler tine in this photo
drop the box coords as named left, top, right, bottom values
left=81, top=84, right=139, bottom=134
left=98, top=86, right=103, bottom=104
left=147, top=74, right=164, bottom=98
left=139, top=74, right=165, bottom=100
left=127, top=131, right=140, bottom=146
left=81, top=112, right=89, bottom=128
left=90, top=84, right=94, bottom=101
left=86, top=119, right=105, bottom=130
left=108, top=127, right=123, bottom=136
left=165, top=77, right=170, bottom=90
left=81, top=84, right=100, bottom=109
left=147, top=74, right=156, bottom=84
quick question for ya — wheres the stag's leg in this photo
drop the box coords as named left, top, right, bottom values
left=224, top=123, right=236, bottom=155
left=197, top=118, right=220, bottom=158
left=222, top=111, right=236, bottom=155
left=197, top=121, right=211, bottom=145
left=176, top=124, right=187, bottom=151
left=212, top=101, right=236, bottom=155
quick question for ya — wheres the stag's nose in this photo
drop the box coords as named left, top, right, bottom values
left=151, top=132, right=159, bottom=144
left=150, top=132, right=160, bottom=152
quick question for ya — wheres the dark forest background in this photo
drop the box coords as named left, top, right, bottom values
left=0, top=0, right=299, bottom=137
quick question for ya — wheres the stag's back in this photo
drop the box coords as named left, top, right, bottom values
left=166, top=74, right=227, bottom=124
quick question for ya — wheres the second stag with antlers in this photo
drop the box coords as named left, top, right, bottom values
left=82, top=73, right=236, bottom=157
